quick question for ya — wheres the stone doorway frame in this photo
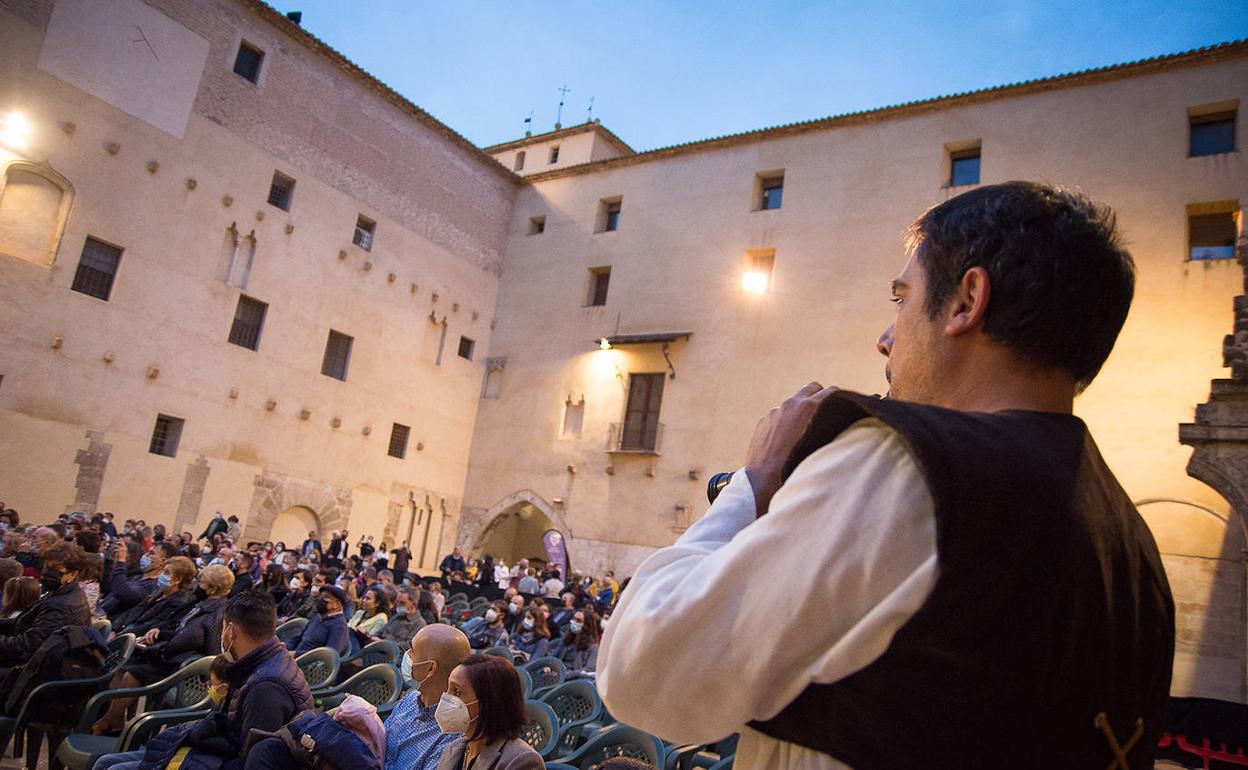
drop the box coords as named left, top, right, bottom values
left=464, top=489, right=574, bottom=569
left=242, top=470, right=350, bottom=545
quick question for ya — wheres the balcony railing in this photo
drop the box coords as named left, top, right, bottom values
left=607, top=422, right=664, bottom=455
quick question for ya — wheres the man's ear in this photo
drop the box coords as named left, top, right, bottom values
left=945, top=266, right=991, bottom=336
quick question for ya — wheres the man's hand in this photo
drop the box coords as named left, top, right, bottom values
left=141, top=628, right=160, bottom=645
left=744, top=381, right=838, bottom=516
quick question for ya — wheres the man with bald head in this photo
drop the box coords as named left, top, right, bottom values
left=386, top=624, right=472, bottom=770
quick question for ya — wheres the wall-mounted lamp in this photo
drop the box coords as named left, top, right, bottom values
left=742, top=270, right=770, bottom=294
left=0, top=112, right=31, bottom=149
left=599, top=338, right=612, bottom=350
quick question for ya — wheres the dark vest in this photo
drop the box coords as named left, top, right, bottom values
left=226, top=638, right=315, bottom=729
left=749, top=392, right=1174, bottom=770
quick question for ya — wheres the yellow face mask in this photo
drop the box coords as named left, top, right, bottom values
left=208, top=683, right=227, bottom=707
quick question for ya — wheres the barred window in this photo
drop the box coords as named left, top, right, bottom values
left=71, top=237, right=123, bottom=301
left=321, top=330, right=353, bottom=380
left=353, top=215, right=375, bottom=251
left=388, top=423, right=410, bottom=459
left=149, top=414, right=185, bottom=457
left=268, top=171, right=295, bottom=210
left=228, top=295, right=267, bottom=350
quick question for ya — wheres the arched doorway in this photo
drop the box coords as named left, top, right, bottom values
left=469, top=491, right=573, bottom=574
left=269, top=505, right=319, bottom=550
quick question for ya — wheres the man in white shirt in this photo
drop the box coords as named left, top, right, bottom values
left=598, top=182, right=1173, bottom=770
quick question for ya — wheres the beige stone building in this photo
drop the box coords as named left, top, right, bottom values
left=0, top=0, right=1245, bottom=702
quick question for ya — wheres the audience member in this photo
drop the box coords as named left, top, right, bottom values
left=0, top=541, right=89, bottom=675
left=1, top=575, right=38, bottom=619
left=434, top=654, right=542, bottom=770
left=467, top=601, right=509, bottom=650
left=385, top=625, right=472, bottom=770
left=286, top=584, right=350, bottom=656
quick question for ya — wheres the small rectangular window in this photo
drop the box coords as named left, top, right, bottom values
left=760, top=174, right=784, bottom=210
left=1189, top=208, right=1239, bottom=261
left=949, top=147, right=981, bottom=186
left=321, top=330, right=353, bottom=380
left=598, top=198, right=622, bottom=233
left=458, top=336, right=475, bottom=360
left=228, top=295, right=267, bottom=350
left=514, top=151, right=526, bottom=171
left=549, top=146, right=560, bottom=164
left=604, top=201, right=621, bottom=231
left=71, top=237, right=123, bottom=301
left=353, top=215, right=375, bottom=251
left=267, top=171, right=295, bottom=211
left=388, top=423, right=410, bottom=459
left=149, top=414, right=185, bottom=457
left=1190, top=111, right=1236, bottom=157
left=233, top=41, right=264, bottom=84
left=529, top=215, right=546, bottom=235
left=621, top=373, right=664, bottom=452
left=587, top=267, right=611, bottom=306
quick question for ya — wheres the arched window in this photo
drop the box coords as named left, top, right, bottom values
left=0, top=160, right=74, bottom=267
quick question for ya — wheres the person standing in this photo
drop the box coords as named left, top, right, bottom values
left=438, top=547, right=465, bottom=581
left=392, top=542, right=411, bottom=585
left=598, top=182, right=1174, bottom=769
left=199, top=512, right=228, bottom=543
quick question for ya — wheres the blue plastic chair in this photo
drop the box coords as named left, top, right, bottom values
left=313, top=663, right=403, bottom=719
left=294, top=646, right=341, bottom=689
left=539, top=680, right=603, bottom=756
left=556, top=724, right=666, bottom=769
left=483, top=645, right=514, bottom=663
left=524, top=655, right=565, bottom=697
left=519, top=700, right=560, bottom=758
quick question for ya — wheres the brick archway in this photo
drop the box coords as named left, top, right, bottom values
left=242, top=470, right=351, bottom=544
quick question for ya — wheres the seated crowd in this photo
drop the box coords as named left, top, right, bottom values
left=0, top=505, right=635, bottom=770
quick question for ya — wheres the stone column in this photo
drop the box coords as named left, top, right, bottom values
left=1178, top=234, right=1248, bottom=700
left=172, top=457, right=212, bottom=535
left=67, top=431, right=111, bottom=514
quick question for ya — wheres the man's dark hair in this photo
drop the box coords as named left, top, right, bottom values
left=908, top=181, right=1135, bottom=391
left=43, top=542, right=87, bottom=573
left=48, top=523, right=68, bottom=539
left=458, top=654, right=527, bottom=743
left=75, top=530, right=101, bottom=554
left=155, top=541, right=178, bottom=559
left=225, top=589, right=277, bottom=639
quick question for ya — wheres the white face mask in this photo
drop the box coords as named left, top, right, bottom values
left=434, top=692, right=477, bottom=734
left=289, top=578, right=301, bottom=590
left=404, top=656, right=433, bottom=687
left=484, top=609, right=498, bottom=623
left=568, top=621, right=583, bottom=635
left=509, top=603, right=522, bottom=615
left=220, top=623, right=237, bottom=664
left=522, top=617, right=535, bottom=631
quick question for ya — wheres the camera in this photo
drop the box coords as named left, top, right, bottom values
left=706, top=472, right=734, bottom=504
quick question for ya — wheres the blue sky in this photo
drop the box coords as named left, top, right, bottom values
left=269, top=1, right=1248, bottom=151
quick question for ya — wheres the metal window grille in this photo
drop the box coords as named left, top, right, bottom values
left=353, top=216, right=375, bottom=251
left=71, top=237, right=122, bottom=300
left=268, top=172, right=295, bottom=210
left=228, top=295, right=267, bottom=350
left=233, top=42, right=264, bottom=83
left=321, top=330, right=353, bottom=380
left=149, top=414, right=184, bottom=457
left=388, top=423, right=410, bottom=459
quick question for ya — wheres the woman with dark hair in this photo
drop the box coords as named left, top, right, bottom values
left=476, top=554, right=494, bottom=589
left=416, top=589, right=439, bottom=625
left=348, top=586, right=390, bottom=636
left=558, top=608, right=600, bottom=679
left=509, top=607, right=550, bottom=663
left=262, top=562, right=288, bottom=605
left=434, top=654, right=543, bottom=770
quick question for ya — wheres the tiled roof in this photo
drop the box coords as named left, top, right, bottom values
left=240, top=0, right=521, bottom=184
left=520, top=38, right=1248, bottom=183
left=483, top=121, right=636, bottom=155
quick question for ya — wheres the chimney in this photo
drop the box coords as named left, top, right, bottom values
left=286, top=11, right=303, bottom=25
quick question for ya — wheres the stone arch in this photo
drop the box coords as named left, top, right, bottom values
left=463, top=489, right=573, bottom=570
left=242, top=470, right=351, bottom=545
left=0, top=159, right=74, bottom=267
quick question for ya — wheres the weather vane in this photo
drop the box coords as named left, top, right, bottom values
left=556, top=85, right=571, bottom=129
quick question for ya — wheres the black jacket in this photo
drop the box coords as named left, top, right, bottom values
left=153, top=595, right=229, bottom=663
left=200, top=517, right=229, bottom=542
left=277, top=590, right=316, bottom=621
left=0, top=582, right=91, bottom=664
left=118, top=588, right=197, bottom=637
left=99, top=561, right=158, bottom=618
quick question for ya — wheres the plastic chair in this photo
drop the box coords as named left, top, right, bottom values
left=56, top=656, right=215, bottom=770
left=519, top=700, right=559, bottom=758
left=517, top=667, right=533, bottom=699
left=556, top=724, right=666, bottom=769
left=313, top=663, right=403, bottom=718
left=524, top=656, right=566, bottom=697
left=484, top=646, right=514, bottom=663
left=0, top=633, right=136, bottom=770
left=664, top=735, right=739, bottom=770
left=447, top=593, right=469, bottom=604
left=294, top=646, right=341, bottom=690
left=340, top=639, right=401, bottom=669
left=468, top=596, right=490, bottom=608
left=90, top=619, right=111, bottom=639
left=275, top=617, right=308, bottom=643
left=539, top=680, right=603, bottom=756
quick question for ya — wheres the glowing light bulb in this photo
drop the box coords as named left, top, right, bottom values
left=599, top=338, right=612, bottom=350
left=0, top=111, right=30, bottom=149
left=742, top=271, right=770, bottom=294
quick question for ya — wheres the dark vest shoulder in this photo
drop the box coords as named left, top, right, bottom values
left=752, top=391, right=1175, bottom=770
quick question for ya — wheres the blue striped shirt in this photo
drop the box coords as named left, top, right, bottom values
left=384, top=691, right=459, bottom=770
